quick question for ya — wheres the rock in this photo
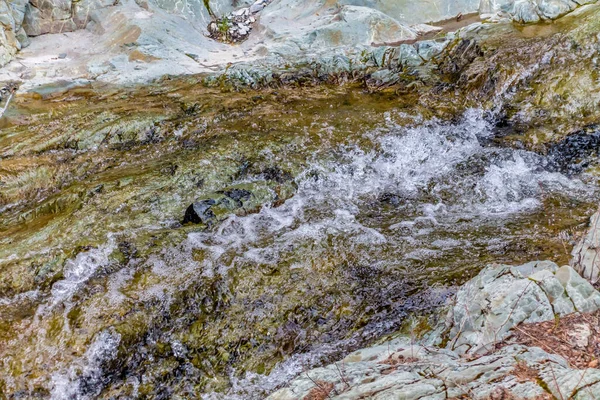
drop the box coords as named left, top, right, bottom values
left=571, top=209, right=600, bottom=284
left=232, top=7, right=249, bottom=17
left=568, top=323, right=592, bottom=348
left=537, top=0, right=577, bottom=19
left=511, top=0, right=541, bottom=23
left=72, top=0, right=116, bottom=28
left=249, top=2, right=264, bottom=14
left=182, top=181, right=294, bottom=225
left=447, top=262, right=600, bottom=354
left=20, top=0, right=114, bottom=36
left=324, top=6, right=419, bottom=47
left=482, top=0, right=587, bottom=22
left=416, top=40, right=448, bottom=61
left=269, top=261, right=600, bottom=399
left=0, top=0, right=29, bottom=66
left=183, top=198, right=218, bottom=225
left=554, top=265, right=600, bottom=313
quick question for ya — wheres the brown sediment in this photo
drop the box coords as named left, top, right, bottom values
left=429, top=12, right=482, bottom=33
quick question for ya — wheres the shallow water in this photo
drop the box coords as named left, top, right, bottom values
left=0, top=85, right=598, bottom=398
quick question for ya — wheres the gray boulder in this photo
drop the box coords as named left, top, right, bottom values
left=0, top=0, right=29, bottom=66
left=448, top=261, right=600, bottom=354
left=572, top=209, right=600, bottom=285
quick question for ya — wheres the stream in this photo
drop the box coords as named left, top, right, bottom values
left=1, top=86, right=599, bottom=398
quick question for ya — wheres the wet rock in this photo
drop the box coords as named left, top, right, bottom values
left=379, top=192, right=404, bottom=206
left=183, top=198, right=218, bottom=225
left=438, top=39, right=483, bottom=79
left=546, top=127, right=600, bottom=174
left=182, top=181, right=295, bottom=225
left=220, top=188, right=252, bottom=204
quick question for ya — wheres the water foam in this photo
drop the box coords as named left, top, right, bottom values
left=26, top=109, right=594, bottom=399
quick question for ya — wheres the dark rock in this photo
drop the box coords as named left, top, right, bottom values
left=262, top=166, right=293, bottom=183
left=220, top=188, right=252, bottom=204
left=546, top=126, right=600, bottom=174
left=378, top=192, right=403, bottom=207
left=183, top=199, right=217, bottom=224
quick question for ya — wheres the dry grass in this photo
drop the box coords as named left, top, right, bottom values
left=506, top=311, right=600, bottom=369
left=511, top=361, right=541, bottom=384
left=303, top=380, right=334, bottom=400
left=380, top=353, right=419, bottom=366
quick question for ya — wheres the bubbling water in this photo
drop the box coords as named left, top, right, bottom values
left=21, top=109, right=595, bottom=399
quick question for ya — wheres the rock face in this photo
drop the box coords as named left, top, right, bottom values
left=1, top=0, right=597, bottom=76
left=572, top=209, right=600, bottom=285
left=483, top=0, right=596, bottom=22
left=268, top=261, right=600, bottom=399
left=22, top=0, right=117, bottom=36
left=0, top=0, right=29, bottom=65
left=448, top=261, right=600, bottom=354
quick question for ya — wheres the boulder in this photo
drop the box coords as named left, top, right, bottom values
left=448, top=261, right=600, bottom=354
left=183, top=179, right=296, bottom=226
left=0, top=0, right=30, bottom=66
left=572, top=209, right=600, bottom=285
left=511, top=0, right=541, bottom=23
left=537, top=0, right=577, bottom=19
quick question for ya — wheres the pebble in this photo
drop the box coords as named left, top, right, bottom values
left=207, top=0, right=271, bottom=43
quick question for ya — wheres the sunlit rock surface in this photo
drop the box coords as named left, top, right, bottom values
left=0, top=0, right=597, bottom=84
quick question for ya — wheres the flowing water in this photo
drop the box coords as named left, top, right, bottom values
left=1, top=85, right=599, bottom=398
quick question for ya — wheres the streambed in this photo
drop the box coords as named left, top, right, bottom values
left=0, top=82, right=599, bottom=398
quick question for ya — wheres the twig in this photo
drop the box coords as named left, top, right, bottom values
left=570, top=367, right=589, bottom=399
left=334, top=362, right=351, bottom=391
left=548, top=363, right=565, bottom=400
left=493, top=280, right=533, bottom=345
